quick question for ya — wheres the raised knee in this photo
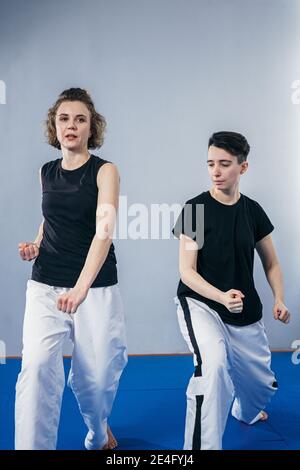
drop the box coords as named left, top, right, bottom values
left=202, top=342, right=227, bottom=375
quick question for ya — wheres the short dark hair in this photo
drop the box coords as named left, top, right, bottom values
left=208, top=131, right=250, bottom=163
left=46, top=88, right=106, bottom=150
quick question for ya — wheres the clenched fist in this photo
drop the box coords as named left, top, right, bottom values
left=57, top=286, right=88, bottom=314
left=18, top=242, right=39, bottom=261
left=220, top=289, right=245, bottom=313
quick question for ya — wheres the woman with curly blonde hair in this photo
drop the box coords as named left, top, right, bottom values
left=15, top=88, right=127, bottom=450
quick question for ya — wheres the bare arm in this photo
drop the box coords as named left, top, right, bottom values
left=256, top=234, right=284, bottom=301
left=75, top=163, right=119, bottom=290
left=34, top=168, right=44, bottom=247
left=33, top=220, right=44, bottom=248
left=179, top=234, right=244, bottom=312
left=19, top=167, right=44, bottom=260
left=179, top=235, right=223, bottom=302
left=256, top=234, right=290, bottom=323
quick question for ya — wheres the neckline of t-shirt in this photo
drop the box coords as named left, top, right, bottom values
left=59, top=155, right=93, bottom=173
left=206, top=190, right=243, bottom=208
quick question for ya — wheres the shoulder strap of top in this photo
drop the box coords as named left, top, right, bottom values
left=91, top=154, right=113, bottom=181
left=92, top=154, right=112, bottom=168
left=91, top=155, right=112, bottom=185
left=40, top=159, right=60, bottom=187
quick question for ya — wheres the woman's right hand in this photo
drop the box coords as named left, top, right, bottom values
left=220, top=289, right=245, bottom=313
left=18, top=242, right=39, bottom=261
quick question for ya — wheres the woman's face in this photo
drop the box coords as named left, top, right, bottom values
left=55, top=100, right=91, bottom=152
left=207, top=145, right=248, bottom=191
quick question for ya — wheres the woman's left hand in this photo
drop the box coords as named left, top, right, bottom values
left=273, top=300, right=290, bottom=324
left=57, top=286, right=88, bottom=314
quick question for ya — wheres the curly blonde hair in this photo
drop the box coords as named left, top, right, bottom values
left=45, top=88, right=106, bottom=149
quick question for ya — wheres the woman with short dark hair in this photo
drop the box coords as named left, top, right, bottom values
left=173, top=131, right=290, bottom=450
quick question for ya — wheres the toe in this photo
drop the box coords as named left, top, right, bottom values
left=260, top=411, right=268, bottom=421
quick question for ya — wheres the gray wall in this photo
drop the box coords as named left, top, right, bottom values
left=0, top=0, right=299, bottom=355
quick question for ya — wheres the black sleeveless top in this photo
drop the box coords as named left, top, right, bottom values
left=31, top=155, right=118, bottom=288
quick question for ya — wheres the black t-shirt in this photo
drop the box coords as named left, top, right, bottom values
left=31, top=155, right=118, bottom=288
left=172, top=191, right=274, bottom=326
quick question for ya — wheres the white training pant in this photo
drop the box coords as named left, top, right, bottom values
left=175, top=296, right=278, bottom=450
left=15, top=279, right=127, bottom=450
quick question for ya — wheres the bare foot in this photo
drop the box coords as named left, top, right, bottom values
left=260, top=410, right=268, bottom=421
left=249, top=410, right=269, bottom=425
left=101, top=426, right=118, bottom=450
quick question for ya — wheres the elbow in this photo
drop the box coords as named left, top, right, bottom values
left=180, top=267, right=192, bottom=285
left=265, top=260, right=280, bottom=275
left=179, top=264, right=185, bottom=280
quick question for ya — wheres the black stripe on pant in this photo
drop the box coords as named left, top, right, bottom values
left=179, top=296, right=204, bottom=449
left=179, top=296, right=202, bottom=377
left=193, top=395, right=204, bottom=449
